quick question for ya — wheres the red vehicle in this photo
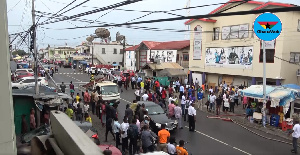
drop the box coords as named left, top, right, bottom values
left=54, top=60, right=61, bottom=65
left=49, top=59, right=54, bottom=64
left=16, top=72, right=34, bottom=80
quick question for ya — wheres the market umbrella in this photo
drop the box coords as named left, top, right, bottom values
left=98, top=145, right=122, bottom=155
left=241, top=85, right=276, bottom=99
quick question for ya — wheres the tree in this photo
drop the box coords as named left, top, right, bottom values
left=12, top=50, right=26, bottom=56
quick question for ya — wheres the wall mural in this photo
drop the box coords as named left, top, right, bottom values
left=205, top=46, right=253, bottom=69
left=147, top=50, right=177, bottom=63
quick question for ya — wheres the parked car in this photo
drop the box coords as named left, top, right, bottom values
left=48, top=59, right=54, bottom=64
left=19, top=85, right=57, bottom=92
left=16, top=72, right=34, bottom=80
left=15, top=69, right=34, bottom=75
left=11, top=77, right=48, bottom=89
left=137, top=101, right=178, bottom=133
left=90, top=67, right=97, bottom=75
left=63, top=62, right=72, bottom=68
left=54, top=60, right=61, bottom=65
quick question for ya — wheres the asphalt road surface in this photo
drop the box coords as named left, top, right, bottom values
left=52, top=67, right=296, bottom=155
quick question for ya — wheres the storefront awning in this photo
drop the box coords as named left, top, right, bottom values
left=283, top=84, right=300, bottom=98
left=241, top=85, right=276, bottom=99
left=268, top=88, right=296, bottom=107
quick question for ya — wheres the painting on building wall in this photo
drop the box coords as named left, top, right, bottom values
left=193, top=25, right=202, bottom=60
left=205, top=46, right=253, bottom=69
left=147, top=50, right=177, bottom=63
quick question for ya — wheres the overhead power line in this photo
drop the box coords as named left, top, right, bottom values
left=58, top=6, right=300, bottom=30
left=39, top=0, right=144, bottom=25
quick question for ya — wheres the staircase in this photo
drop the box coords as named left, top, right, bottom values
left=94, top=53, right=107, bottom=65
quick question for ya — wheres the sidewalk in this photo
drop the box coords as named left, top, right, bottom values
left=172, top=90, right=295, bottom=145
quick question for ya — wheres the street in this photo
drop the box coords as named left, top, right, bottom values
left=50, top=67, right=296, bottom=155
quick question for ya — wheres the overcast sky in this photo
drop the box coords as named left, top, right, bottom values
left=6, top=0, right=300, bottom=50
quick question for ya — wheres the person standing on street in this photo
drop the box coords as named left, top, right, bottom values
left=84, top=90, right=91, bottom=111
left=209, top=93, right=216, bottom=113
left=176, top=140, right=188, bottom=155
left=181, top=94, right=186, bottom=117
left=69, top=81, right=75, bottom=98
left=76, top=93, right=81, bottom=103
left=83, top=101, right=89, bottom=115
left=141, top=125, right=155, bottom=153
left=197, top=89, right=204, bottom=110
left=175, top=79, right=180, bottom=93
left=157, top=124, right=170, bottom=153
left=289, top=119, right=300, bottom=154
left=128, top=118, right=139, bottom=155
left=131, top=76, right=136, bottom=89
left=60, top=82, right=66, bottom=93
left=105, top=116, right=115, bottom=142
left=113, top=117, right=121, bottom=149
left=135, top=88, right=141, bottom=101
left=121, top=117, right=129, bottom=154
left=125, top=104, right=134, bottom=123
left=229, top=92, right=235, bottom=113
left=179, top=85, right=184, bottom=100
left=174, top=103, right=183, bottom=129
left=184, top=77, right=188, bottom=86
left=188, top=102, right=196, bottom=132
left=168, top=101, right=176, bottom=118
left=140, top=80, right=145, bottom=94
left=76, top=104, right=83, bottom=121
left=195, top=78, right=199, bottom=88
left=216, top=95, right=223, bottom=115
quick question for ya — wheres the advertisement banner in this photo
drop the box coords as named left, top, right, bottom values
left=205, top=46, right=253, bottom=69
left=147, top=50, right=177, bottom=63
left=193, top=25, right=202, bottom=60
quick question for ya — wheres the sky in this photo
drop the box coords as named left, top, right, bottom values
left=6, top=0, right=300, bottom=50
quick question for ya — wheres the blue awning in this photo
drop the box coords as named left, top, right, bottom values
left=79, top=61, right=87, bottom=65
left=283, top=84, right=300, bottom=90
left=268, top=88, right=296, bottom=106
left=241, top=85, right=276, bottom=99
left=112, top=63, right=118, bottom=66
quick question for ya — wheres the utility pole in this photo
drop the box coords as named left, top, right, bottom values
left=122, top=36, right=126, bottom=68
left=262, top=40, right=266, bottom=127
left=31, top=0, right=39, bottom=95
left=91, top=43, right=94, bottom=66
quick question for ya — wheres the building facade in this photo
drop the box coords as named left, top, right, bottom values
left=125, top=40, right=190, bottom=71
left=186, top=0, right=300, bottom=88
left=49, top=46, right=78, bottom=60
left=92, top=42, right=131, bottom=65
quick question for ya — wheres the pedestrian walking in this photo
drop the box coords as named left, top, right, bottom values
left=181, top=94, right=186, bottom=117
left=60, top=82, right=66, bottom=93
left=289, top=119, right=300, bottom=154
left=184, top=99, right=191, bottom=122
left=69, top=81, right=75, bottom=98
left=174, top=103, right=183, bottom=129
left=157, top=124, right=170, bottom=153
left=161, top=88, right=167, bottom=107
left=188, top=102, right=196, bottom=132
left=121, top=117, right=129, bottom=154
left=229, top=92, right=235, bottom=113
left=140, top=80, right=144, bottom=94
left=243, top=96, right=248, bottom=109
left=113, top=117, right=121, bottom=149
left=131, top=76, right=136, bottom=89
left=125, top=104, right=134, bottom=123
left=105, top=116, right=115, bottom=142
left=101, top=102, right=107, bottom=127
left=84, top=90, right=91, bottom=111
left=234, top=90, right=239, bottom=107
left=168, top=101, right=176, bottom=118
left=223, top=95, right=230, bottom=114
left=135, top=88, right=141, bottom=101
left=76, top=104, right=83, bottom=121
left=179, top=85, right=184, bottom=100
left=128, top=119, right=139, bottom=155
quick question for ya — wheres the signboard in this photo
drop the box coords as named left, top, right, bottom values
left=254, top=13, right=282, bottom=41
left=147, top=50, right=177, bottom=63
left=205, top=46, right=253, bottom=69
left=193, top=25, right=202, bottom=60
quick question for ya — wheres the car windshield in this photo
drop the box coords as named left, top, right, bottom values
left=101, top=85, right=118, bottom=95
left=146, top=104, right=165, bottom=115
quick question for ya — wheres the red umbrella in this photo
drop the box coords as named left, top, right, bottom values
left=98, top=145, right=122, bottom=155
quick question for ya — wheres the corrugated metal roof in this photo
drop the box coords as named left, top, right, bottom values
left=151, top=40, right=190, bottom=50
left=159, top=69, right=187, bottom=77
left=143, top=62, right=183, bottom=70
left=125, top=45, right=140, bottom=51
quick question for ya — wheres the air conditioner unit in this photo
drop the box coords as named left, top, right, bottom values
left=297, top=69, right=300, bottom=76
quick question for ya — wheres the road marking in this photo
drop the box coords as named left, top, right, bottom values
left=63, top=73, right=66, bottom=74
left=67, top=73, right=69, bottom=74
left=184, top=126, right=252, bottom=155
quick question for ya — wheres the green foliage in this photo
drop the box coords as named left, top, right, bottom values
left=12, top=50, right=26, bottom=56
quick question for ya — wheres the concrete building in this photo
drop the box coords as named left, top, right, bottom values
left=0, top=0, right=17, bottom=153
left=92, top=41, right=131, bottom=65
left=124, top=45, right=139, bottom=70
left=49, top=46, right=78, bottom=60
left=185, top=0, right=300, bottom=88
left=125, top=40, right=190, bottom=71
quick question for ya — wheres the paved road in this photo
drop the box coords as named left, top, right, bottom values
left=52, top=67, right=295, bottom=155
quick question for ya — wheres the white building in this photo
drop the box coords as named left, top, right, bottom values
left=92, top=41, right=131, bottom=65
left=125, top=45, right=139, bottom=70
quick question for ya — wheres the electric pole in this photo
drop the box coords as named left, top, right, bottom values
left=31, top=0, right=39, bottom=95
left=122, top=36, right=126, bottom=68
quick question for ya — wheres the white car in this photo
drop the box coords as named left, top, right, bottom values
left=90, top=67, right=97, bottom=74
left=11, top=77, right=48, bottom=89
left=15, top=69, right=34, bottom=75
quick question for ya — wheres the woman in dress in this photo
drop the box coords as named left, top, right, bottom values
left=101, top=102, right=106, bottom=127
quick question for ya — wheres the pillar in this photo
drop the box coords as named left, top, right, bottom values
left=276, top=79, right=281, bottom=86
left=0, top=0, right=17, bottom=153
left=252, top=77, right=256, bottom=85
left=202, top=72, right=206, bottom=85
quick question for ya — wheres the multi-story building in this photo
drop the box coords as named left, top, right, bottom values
left=186, top=0, right=300, bottom=88
left=92, top=41, right=131, bottom=65
left=125, top=40, right=190, bottom=71
left=48, top=46, right=78, bottom=60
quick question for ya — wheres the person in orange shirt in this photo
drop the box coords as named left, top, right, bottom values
left=176, top=140, right=188, bottom=155
left=157, top=124, right=170, bottom=153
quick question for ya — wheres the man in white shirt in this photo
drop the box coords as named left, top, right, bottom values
left=175, top=80, right=180, bottom=93
left=188, top=102, right=196, bottom=132
left=209, top=86, right=214, bottom=93
left=113, top=117, right=121, bottom=148
left=195, top=78, right=199, bottom=87
left=174, top=103, right=182, bottom=129
left=83, top=102, right=89, bottom=114
left=121, top=117, right=129, bottom=153
left=142, top=93, right=149, bottom=101
left=135, top=88, right=141, bottom=101
left=289, top=121, right=300, bottom=153
left=209, top=93, right=217, bottom=112
left=181, top=94, right=186, bottom=117
left=184, top=77, right=188, bottom=85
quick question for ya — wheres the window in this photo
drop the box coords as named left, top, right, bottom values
left=290, top=52, right=300, bottom=63
left=259, top=49, right=275, bottom=63
left=120, top=49, right=123, bottom=54
left=102, top=48, right=106, bottom=54
left=113, top=48, right=117, bottom=54
left=183, top=54, right=189, bottom=61
left=213, top=27, right=219, bottom=40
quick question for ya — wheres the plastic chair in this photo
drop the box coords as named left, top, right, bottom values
left=282, top=121, right=287, bottom=131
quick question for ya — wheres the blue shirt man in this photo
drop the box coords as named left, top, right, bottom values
left=197, top=91, right=203, bottom=100
left=137, top=77, right=142, bottom=83
left=188, top=88, right=193, bottom=97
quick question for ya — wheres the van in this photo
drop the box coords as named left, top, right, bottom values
left=95, top=81, right=120, bottom=103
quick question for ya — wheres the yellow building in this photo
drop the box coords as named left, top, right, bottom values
left=186, top=0, right=300, bottom=88
left=49, top=46, right=77, bottom=60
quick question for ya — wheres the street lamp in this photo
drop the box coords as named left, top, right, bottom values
left=86, top=36, right=94, bottom=66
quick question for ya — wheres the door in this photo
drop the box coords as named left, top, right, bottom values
left=14, top=97, right=35, bottom=135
